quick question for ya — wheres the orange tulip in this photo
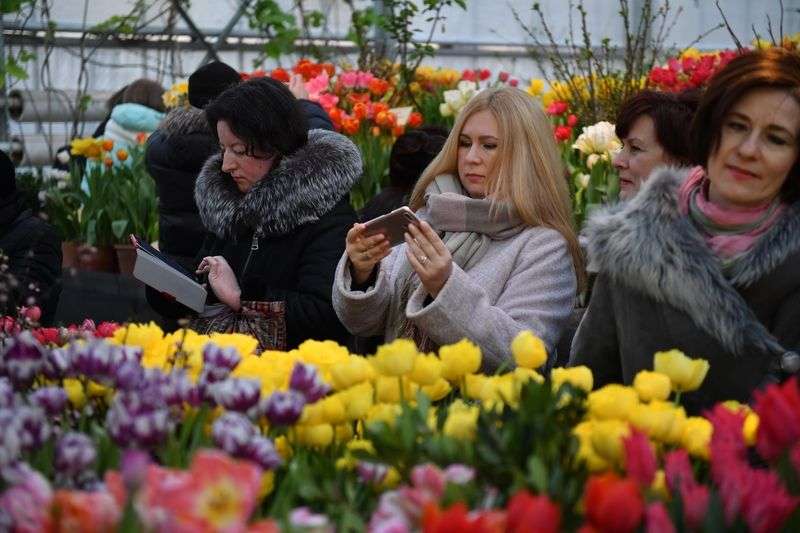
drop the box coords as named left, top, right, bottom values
left=101, top=139, right=114, bottom=151
left=103, top=156, right=113, bottom=168
left=116, top=149, right=128, bottom=161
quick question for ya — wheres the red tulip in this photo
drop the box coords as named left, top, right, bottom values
left=506, top=490, right=561, bottom=533
left=567, top=114, right=578, bottom=126
left=479, top=68, right=491, bottom=81
left=753, top=377, right=800, bottom=461
left=584, top=473, right=644, bottom=533
left=554, top=125, right=572, bottom=142
left=509, top=78, right=519, bottom=87
left=498, top=71, right=510, bottom=82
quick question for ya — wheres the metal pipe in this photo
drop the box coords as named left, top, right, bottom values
left=6, top=133, right=70, bottom=166
left=5, top=89, right=111, bottom=123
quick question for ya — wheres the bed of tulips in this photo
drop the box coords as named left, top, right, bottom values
left=1, top=319, right=800, bottom=532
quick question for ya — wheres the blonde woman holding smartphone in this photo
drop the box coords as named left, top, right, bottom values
left=333, top=87, right=581, bottom=370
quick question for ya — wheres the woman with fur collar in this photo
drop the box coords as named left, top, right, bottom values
left=148, top=77, right=361, bottom=350
left=570, top=48, right=800, bottom=414
left=333, top=88, right=581, bottom=370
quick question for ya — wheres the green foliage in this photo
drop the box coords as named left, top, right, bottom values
left=348, top=126, right=394, bottom=211
left=248, top=0, right=302, bottom=62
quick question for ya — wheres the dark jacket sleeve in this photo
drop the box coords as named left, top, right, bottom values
left=568, top=273, right=623, bottom=386
left=6, top=218, right=62, bottom=324
left=298, top=100, right=334, bottom=131
left=772, top=286, right=800, bottom=352
left=261, top=208, right=353, bottom=347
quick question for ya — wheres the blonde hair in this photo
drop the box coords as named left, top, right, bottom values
left=409, top=87, right=585, bottom=289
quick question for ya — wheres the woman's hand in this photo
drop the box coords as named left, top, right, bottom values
left=197, top=256, right=241, bottom=311
left=346, top=223, right=391, bottom=285
left=404, top=221, right=452, bottom=298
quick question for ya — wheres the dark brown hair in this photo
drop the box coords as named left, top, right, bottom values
left=690, top=48, right=800, bottom=198
left=121, top=78, right=167, bottom=113
left=616, top=89, right=700, bottom=166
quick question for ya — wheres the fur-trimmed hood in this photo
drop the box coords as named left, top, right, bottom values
left=585, top=166, right=800, bottom=359
left=160, top=105, right=209, bottom=139
left=195, top=129, right=362, bottom=238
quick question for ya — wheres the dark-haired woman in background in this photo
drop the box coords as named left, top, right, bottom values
left=570, top=48, right=800, bottom=413
left=613, top=89, right=699, bottom=200
left=359, top=126, right=448, bottom=221
left=148, top=77, right=361, bottom=350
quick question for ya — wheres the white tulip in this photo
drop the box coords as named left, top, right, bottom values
left=572, top=121, right=622, bottom=155
left=439, top=102, right=454, bottom=117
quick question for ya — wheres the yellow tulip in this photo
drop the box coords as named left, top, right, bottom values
left=274, top=435, right=292, bottom=461
left=629, top=400, right=686, bottom=444
left=651, top=470, right=668, bottom=500
left=573, top=421, right=611, bottom=472
left=330, top=356, right=374, bottom=390
left=409, top=355, right=443, bottom=386
left=421, top=378, right=452, bottom=401
left=346, top=439, right=376, bottom=455
left=336, top=456, right=357, bottom=470
left=335, top=423, right=354, bottom=442
left=513, top=368, right=544, bottom=389
left=587, top=384, right=639, bottom=420
left=439, top=339, right=481, bottom=381
left=526, top=78, right=545, bottom=97
left=443, top=402, right=479, bottom=441
left=511, top=330, right=548, bottom=369
left=375, top=376, right=417, bottom=404
left=590, top=419, right=631, bottom=466
left=341, top=382, right=374, bottom=421
left=681, top=417, right=713, bottom=459
left=366, top=403, right=402, bottom=427
left=321, top=395, right=347, bottom=425
left=653, top=350, right=710, bottom=392
left=63, top=378, right=86, bottom=408
left=551, top=366, right=593, bottom=393
left=372, top=339, right=417, bottom=376
left=209, top=332, right=259, bottom=358
left=295, top=424, right=334, bottom=448
left=633, top=370, right=672, bottom=402
left=380, top=467, right=401, bottom=490
left=743, top=412, right=759, bottom=446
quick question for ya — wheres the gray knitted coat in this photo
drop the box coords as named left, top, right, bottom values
left=332, top=226, right=577, bottom=370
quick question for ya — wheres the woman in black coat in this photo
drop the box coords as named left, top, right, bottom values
left=148, top=77, right=360, bottom=350
left=0, top=151, right=62, bottom=324
left=145, top=62, right=335, bottom=271
left=570, top=48, right=800, bottom=414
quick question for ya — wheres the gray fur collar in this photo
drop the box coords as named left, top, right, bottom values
left=195, top=129, right=362, bottom=238
left=585, top=166, right=800, bottom=357
left=161, top=106, right=209, bottom=138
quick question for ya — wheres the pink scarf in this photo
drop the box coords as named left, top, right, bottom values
left=679, top=166, right=786, bottom=260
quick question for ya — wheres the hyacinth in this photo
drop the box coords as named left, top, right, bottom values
left=264, top=390, right=306, bottom=426
left=55, top=432, right=97, bottom=478
left=212, top=412, right=256, bottom=456
left=1, top=331, right=45, bottom=387
left=211, top=378, right=261, bottom=412
left=289, top=362, right=331, bottom=403
left=106, top=384, right=172, bottom=448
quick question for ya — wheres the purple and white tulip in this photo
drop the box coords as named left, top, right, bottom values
left=55, top=432, right=96, bottom=478
left=211, top=412, right=255, bottom=455
left=264, top=390, right=306, bottom=426
left=106, top=386, right=172, bottom=448
left=0, top=410, right=22, bottom=467
left=42, top=346, right=71, bottom=379
left=211, top=378, right=261, bottom=412
left=357, top=461, right=389, bottom=485
left=202, top=344, right=241, bottom=380
left=243, top=435, right=282, bottom=471
left=289, top=362, right=330, bottom=403
left=17, top=406, right=50, bottom=452
left=1, top=332, right=45, bottom=387
left=30, top=387, right=68, bottom=415
left=0, top=377, right=15, bottom=408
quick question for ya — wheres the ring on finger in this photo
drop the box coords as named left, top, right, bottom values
left=362, top=251, right=371, bottom=260
left=418, top=255, right=429, bottom=265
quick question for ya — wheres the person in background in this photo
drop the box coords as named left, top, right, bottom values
left=145, top=61, right=242, bottom=272
left=613, top=89, right=699, bottom=200
left=570, top=48, right=800, bottom=414
left=334, top=87, right=580, bottom=368
left=148, top=77, right=361, bottom=350
left=0, top=150, right=62, bottom=324
left=103, top=78, right=166, bottom=157
left=359, top=126, right=448, bottom=222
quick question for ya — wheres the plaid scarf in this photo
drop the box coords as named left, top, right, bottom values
left=388, top=174, right=524, bottom=352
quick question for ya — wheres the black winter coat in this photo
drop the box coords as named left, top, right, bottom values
left=0, top=197, right=62, bottom=324
left=147, top=129, right=361, bottom=349
left=145, top=101, right=333, bottom=270
left=569, top=168, right=800, bottom=414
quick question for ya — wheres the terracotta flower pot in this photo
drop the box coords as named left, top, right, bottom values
left=114, top=244, right=137, bottom=276
left=76, top=244, right=118, bottom=273
left=61, top=241, right=80, bottom=269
